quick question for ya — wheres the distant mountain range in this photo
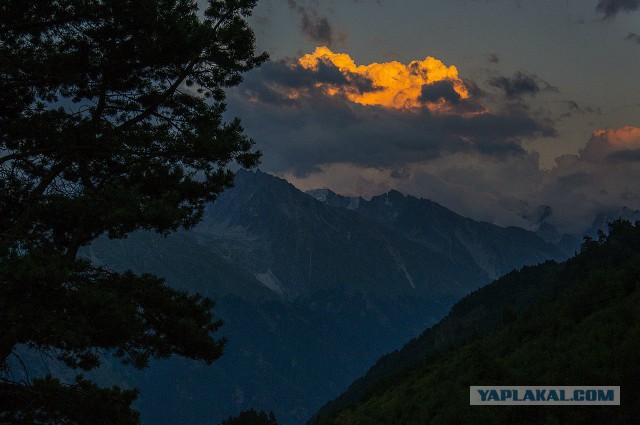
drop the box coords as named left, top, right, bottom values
left=306, top=188, right=574, bottom=281
left=83, top=170, right=626, bottom=425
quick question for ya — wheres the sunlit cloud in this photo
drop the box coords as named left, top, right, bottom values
left=221, top=0, right=640, bottom=237
left=227, top=47, right=556, bottom=178
left=297, top=46, right=472, bottom=112
left=581, top=126, right=640, bottom=162
left=591, top=126, right=640, bottom=147
left=226, top=43, right=640, bottom=234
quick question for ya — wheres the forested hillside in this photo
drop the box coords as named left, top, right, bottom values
left=312, top=220, right=640, bottom=425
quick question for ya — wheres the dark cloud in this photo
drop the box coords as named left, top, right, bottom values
left=462, top=78, right=486, bottom=99
left=565, top=100, right=601, bottom=115
left=227, top=59, right=556, bottom=176
left=301, top=14, right=333, bottom=44
left=487, top=71, right=554, bottom=100
left=556, top=172, right=594, bottom=188
left=224, top=56, right=640, bottom=236
left=419, top=80, right=462, bottom=104
left=237, top=59, right=377, bottom=107
left=418, top=81, right=493, bottom=116
left=607, top=148, right=640, bottom=162
left=626, top=32, right=640, bottom=44
left=265, top=122, right=640, bottom=235
left=566, top=100, right=579, bottom=111
left=287, top=0, right=335, bottom=45
left=596, top=0, right=640, bottom=18
left=312, top=58, right=379, bottom=93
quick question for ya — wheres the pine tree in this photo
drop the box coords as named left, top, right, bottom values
left=0, top=1, right=267, bottom=423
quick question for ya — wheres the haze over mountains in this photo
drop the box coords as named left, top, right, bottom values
left=84, top=170, right=626, bottom=424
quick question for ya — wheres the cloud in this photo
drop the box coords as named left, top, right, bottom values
left=487, top=53, right=500, bottom=64
left=237, top=55, right=377, bottom=107
left=596, top=0, right=640, bottom=18
left=231, top=42, right=638, bottom=234
left=487, top=71, right=556, bottom=100
left=296, top=46, right=472, bottom=111
left=280, top=154, right=555, bottom=231
left=540, top=128, right=640, bottom=230
left=278, top=126, right=640, bottom=234
left=419, top=80, right=462, bottom=104
left=592, top=126, right=640, bottom=147
left=626, top=32, right=640, bottom=44
left=227, top=48, right=556, bottom=178
left=564, top=100, right=601, bottom=115
left=301, top=14, right=333, bottom=44
left=580, top=126, right=640, bottom=162
left=286, top=0, right=336, bottom=45
left=221, top=49, right=640, bottom=235
left=607, top=148, right=640, bottom=162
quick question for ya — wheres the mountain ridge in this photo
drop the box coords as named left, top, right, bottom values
left=83, top=169, right=579, bottom=425
left=306, top=183, right=572, bottom=280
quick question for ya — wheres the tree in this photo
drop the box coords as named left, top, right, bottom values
left=0, top=0, right=267, bottom=423
left=219, top=409, right=279, bottom=425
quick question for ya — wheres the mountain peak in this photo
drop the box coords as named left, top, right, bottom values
left=306, top=188, right=363, bottom=210
left=306, top=188, right=337, bottom=203
left=386, top=189, right=405, bottom=199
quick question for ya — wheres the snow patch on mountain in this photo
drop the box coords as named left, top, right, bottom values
left=385, top=245, right=416, bottom=289
left=306, top=189, right=362, bottom=210
left=255, top=269, right=284, bottom=295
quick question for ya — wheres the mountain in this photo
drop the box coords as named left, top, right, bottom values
left=585, top=206, right=640, bottom=238
left=307, top=188, right=572, bottom=280
left=308, top=260, right=564, bottom=423
left=310, top=220, right=640, bottom=425
left=84, top=170, right=574, bottom=425
left=196, top=170, right=486, bottom=300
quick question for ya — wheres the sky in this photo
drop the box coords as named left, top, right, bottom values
left=223, top=0, right=640, bottom=234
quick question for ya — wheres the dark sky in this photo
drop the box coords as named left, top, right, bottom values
left=223, top=0, right=640, bottom=233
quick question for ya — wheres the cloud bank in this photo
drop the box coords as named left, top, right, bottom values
left=281, top=126, right=640, bottom=234
left=227, top=48, right=639, bottom=233
left=229, top=47, right=553, bottom=170
left=297, top=46, right=472, bottom=111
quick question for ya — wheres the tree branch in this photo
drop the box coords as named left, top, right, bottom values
left=31, top=160, right=71, bottom=197
left=0, top=147, right=63, bottom=165
left=115, top=7, right=237, bottom=130
left=116, top=56, right=201, bottom=130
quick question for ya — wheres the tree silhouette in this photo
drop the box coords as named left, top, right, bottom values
left=0, top=0, right=267, bottom=423
left=219, top=409, right=279, bottom=425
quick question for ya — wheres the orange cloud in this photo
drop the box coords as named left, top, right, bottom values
left=297, top=46, right=471, bottom=111
left=592, top=126, right=640, bottom=148
left=580, top=126, right=640, bottom=162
